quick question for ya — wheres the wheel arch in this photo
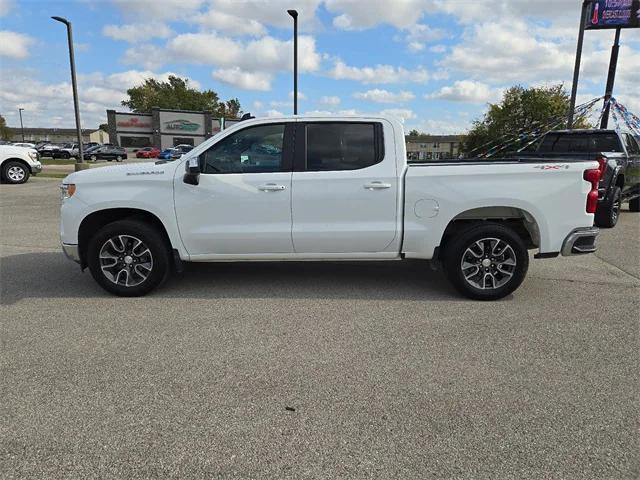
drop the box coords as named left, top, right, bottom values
left=437, top=206, right=541, bottom=258
left=2, top=157, right=33, bottom=174
left=78, top=208, right=173, bottom=269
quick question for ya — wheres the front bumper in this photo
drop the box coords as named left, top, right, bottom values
left=31, top=162, right=42, bottom=174
left=62, top=243, right=80, bottom=264
left=561, top=227, right=599, bottom=256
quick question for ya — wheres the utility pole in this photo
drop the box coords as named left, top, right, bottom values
left=600, top=27, right=622, bottom=129
left=287, top=9, right=298, bottom=115
left=52, top=16, right=86, bottom=170
left=568, top=0, right=591, bottom=129
left=18, top=108, right=25, bottom=141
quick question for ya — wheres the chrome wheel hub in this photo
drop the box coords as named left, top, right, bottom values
left=99, top=234, right=153, bottom=287
left=461, top=238, right=517, bottom=290
left=7, top=166, right=25, bottom=181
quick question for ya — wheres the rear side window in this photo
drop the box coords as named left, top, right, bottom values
left=305, top=123, right=383, bottom=171
left=538, top=133, right=624, bottom=153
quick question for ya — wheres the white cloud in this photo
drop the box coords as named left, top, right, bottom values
left=103, top=22, right=172, bottom=42
left=0, top=0, right=11, bottom=16
left=429, top=44, right=446, bottom=53
left=329, top=60, right=430, bottom=84
left=192, top=10, right=267, bottom=36
left=289, top=91, right=307, bottom=100
left=379, top=108, right=416, bottom=122
left=409, top=118, right=469, bottom=135
left=111, top=0, right=204, bottom=20
left=0, top=30, right=34, bottom=59
left=122, top=44, right=167, bottom=70
left=212, top=67, right=272, bottom=91
left=354, top=89, right=415, bottom=103
left=326, top=0, right=426, bottom=30
left=265, top=109, right=285, bottom=117
left=403, top=23, right=445, bottom=52
left=203, top=0, right=322, bottom=31
left=319, top=95, right=341, bottom=106
left=428, top=80, right=501, bottom=104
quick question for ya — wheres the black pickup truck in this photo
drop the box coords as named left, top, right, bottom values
left=519, top=129, right=640, bottom=227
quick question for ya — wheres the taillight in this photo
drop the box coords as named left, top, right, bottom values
left=584, top=168, right=601, bottom=214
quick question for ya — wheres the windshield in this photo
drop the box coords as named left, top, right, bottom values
left=538, top=133, right=624, bottom=153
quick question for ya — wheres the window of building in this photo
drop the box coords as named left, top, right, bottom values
left=120, top=136, right=152, bottom=148
left=305, top=122, right=383, bottom=171
left=173, top=137, right=194, bottom=147
left=201, top=124, right=285, bottom=174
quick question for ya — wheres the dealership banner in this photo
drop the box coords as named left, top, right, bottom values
left=586, top=0, right=640, bottom=29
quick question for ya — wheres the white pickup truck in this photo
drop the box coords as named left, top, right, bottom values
left=60, top=115, right=601, bottom=300
left=1, top=145, right=42, bottom=184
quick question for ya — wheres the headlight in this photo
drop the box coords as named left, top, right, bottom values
left=28, top=150, right=38, bottom=161
left=60, top=183, right=76, bottom=200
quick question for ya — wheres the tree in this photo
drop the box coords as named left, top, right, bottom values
left=121, top=75, right=242, bottom=118
left=462, top=84, right=591, bottom=156
left=408, top=129, right=420, bottom=136
left=98, top=123, right=108, bottom=131
left=0, top=114, right=11, bottom=140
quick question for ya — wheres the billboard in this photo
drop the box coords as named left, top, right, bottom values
left=586, top=0, right=640, bottom=29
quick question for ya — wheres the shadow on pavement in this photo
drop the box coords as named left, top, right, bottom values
left=0, top=252, right=464, bottom=305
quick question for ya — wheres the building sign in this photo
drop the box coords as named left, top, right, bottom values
left=586, top=0, right=640, bottom=29
left=115, top=114, right=152, bottom=132
left=164, top=119, right=200, bottom=131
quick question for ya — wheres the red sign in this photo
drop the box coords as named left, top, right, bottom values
left=117, top=117, right=151, bottom=128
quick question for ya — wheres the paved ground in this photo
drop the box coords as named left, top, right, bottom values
left=1, top=178, right=638, bottom=479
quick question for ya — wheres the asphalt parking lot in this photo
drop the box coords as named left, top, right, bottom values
left=1, top=178, right=639, bottom=479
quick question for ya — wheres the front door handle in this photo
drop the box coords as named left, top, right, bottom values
left=364, top=181, right=391, bottom=190
left=258, top=183, right=287, bottom=192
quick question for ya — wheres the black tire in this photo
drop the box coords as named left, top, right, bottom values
left=629, top=197, right=640, bottom=212
left=62, top=151, right=70, bottom=159
left=90, top=155, right=97, bottom=161
left=116, top=156, right=122, bottom=162
left=2, top=160, right=30, bottom=184
left=87, top=220, right=170, bottom=297
left=443, top=223, right=529, bottom=301
left=595, top=186, right=621, bottom=228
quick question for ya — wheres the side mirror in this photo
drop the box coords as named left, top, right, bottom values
left=183, top=157, right=200, bottom=185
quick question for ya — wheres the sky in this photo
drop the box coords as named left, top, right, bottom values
left=0, top=0, right=639, bottom=134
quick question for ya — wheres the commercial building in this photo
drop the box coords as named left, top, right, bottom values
left=8, top=127, right=109, bottom=144
left=405, top=134, right=463, bottom=161
left=106, top=108, right=241, bottom=150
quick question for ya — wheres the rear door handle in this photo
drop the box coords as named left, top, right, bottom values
left=258, top=183, right=287, bottom=192
left=364, top=181, right=391, bottom=190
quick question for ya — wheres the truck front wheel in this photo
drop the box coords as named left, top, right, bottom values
left=87, top=220, right=170, bottom=297
left=443, top=223, right=529, bottom=301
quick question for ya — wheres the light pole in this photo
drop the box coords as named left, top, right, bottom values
left=287, top=9, right=298, bottom=115
left=567, top=0, right=592, bottom=129
left=52, top=16, right=86, bottom=170
left=18, top=108, right=25, bottom=141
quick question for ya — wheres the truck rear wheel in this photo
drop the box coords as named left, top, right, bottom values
left=87, top=220, right=170, bottom=297
left=443, top=223, right=529, bottom=301
left=595, top=186, right=621, bottom=228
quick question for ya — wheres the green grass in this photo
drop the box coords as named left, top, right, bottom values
left=38, top=172, right=68, bottom=179
left=40, top=159, right=78, bottom=166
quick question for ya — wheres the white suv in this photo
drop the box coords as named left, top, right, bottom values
left=0, top=145, right=42, bottom=184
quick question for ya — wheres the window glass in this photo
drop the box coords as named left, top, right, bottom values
left=623, top=134, right=640, bottom=154
left=201, top=124, right=285, bottom=174
left=120, top=136, right=152, bottom=148
left=306, top=123, right=379, bottom=171
left=538, top=133, right=624, bottom=153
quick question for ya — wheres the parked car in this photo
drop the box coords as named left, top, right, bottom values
left=60, top=115, right=601, bottom=299
left=83, top=145, right=128, bottom=162
left=37, top=143, right=62, bottom=157
left=53, top=143, right=79, bottom=159
left=520, top=129, right=640, bottom=227
left=136, top=147, right=161, bottom=159
left=1, top=145, right=42, bottom=184
left=12, top=142, right=37, bottom=149
left=174, top=144, right=194, bottom=154
left=158, top=148, right=181, bottom=160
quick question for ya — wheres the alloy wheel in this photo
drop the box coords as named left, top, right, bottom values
left=7, top=166, right=26, bottom=182
left=99, top=234, right=153, bottom=287
left=460, top=237, right=517, bottom=290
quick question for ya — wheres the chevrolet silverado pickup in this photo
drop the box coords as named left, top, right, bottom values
left=520, top=129, right=640, bottom=227
left=60, top=116, right=601, bottom=300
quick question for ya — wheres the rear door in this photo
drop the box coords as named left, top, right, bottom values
left=291, top=121, right=398, bottom=253
left=622, top=134, right=640, bottom=192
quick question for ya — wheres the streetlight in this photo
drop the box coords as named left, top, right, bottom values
left=18, top=108, right=25, bottom=141
left=287, top=9, right=298, bottom=115
left=51, top=16, right=86, bottom=170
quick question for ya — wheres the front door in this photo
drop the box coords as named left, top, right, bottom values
left=291, top=121, right=399, bottom=254
left=174, top=122, right=294, bottom=256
